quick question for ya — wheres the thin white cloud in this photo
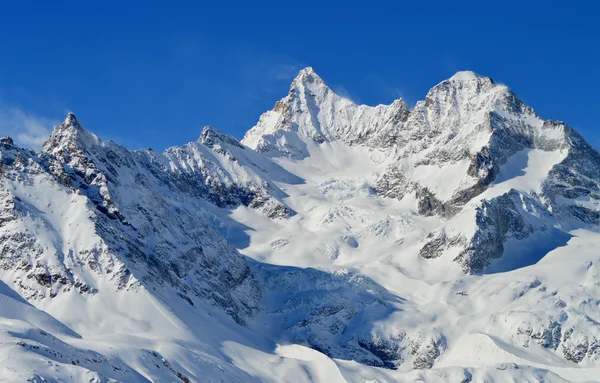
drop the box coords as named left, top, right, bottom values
left=332, top=85, right=360, bottom=104
left=229, top=46, right=305, bottom=85
left=269, top=63, right=303, bottom=82
left=0, top=103, right=58, bottom=152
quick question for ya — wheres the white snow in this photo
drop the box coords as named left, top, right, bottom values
left=473, top=148, right=568, bottom=202
left=411, top=159, right=471, bottom=201
left=449, top=70, right=481, bottom=81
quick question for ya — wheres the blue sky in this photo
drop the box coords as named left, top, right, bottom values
left=1, top=1, right=599, bottom=151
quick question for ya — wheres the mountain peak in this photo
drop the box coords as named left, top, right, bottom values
left=199, top=125, right=225, bottom=142
left=42, top=113, right=100, bottom=155
left=0, top=136, right=14, bottom=146
left=62, top=112, right=82, bottom=129
left=449, top=70, right=483, bottom=82
left=200, top=125, right=220, bottom=136
left=436, top=71, right=498, bottom=89
left=199, top=125, right=245, bottom=149
left=290, top=66, right=325, bottom=89
left=426, top=70, right=502, bottom=102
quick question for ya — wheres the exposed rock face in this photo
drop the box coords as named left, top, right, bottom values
left=2, top=114, right=262, bottom=324
left=453, top=190, right=555, bottom=273
left=376, top=75, right=568, bottom=214
left=561, top=328, right=600, bottom=363
left=251, top=262, right=447, bottom=370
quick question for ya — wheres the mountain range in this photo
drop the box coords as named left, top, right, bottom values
left=1, top=68, right=599, bottom=382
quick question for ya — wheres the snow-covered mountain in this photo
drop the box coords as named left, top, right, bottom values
left=242, top=67, right=410, bottom=157
left=1, top=68, right=600, bottom=382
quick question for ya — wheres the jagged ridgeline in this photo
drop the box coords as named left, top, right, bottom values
left=0, top=68, right=599, bottom=382
left=244, top=68, right=599, bottom=272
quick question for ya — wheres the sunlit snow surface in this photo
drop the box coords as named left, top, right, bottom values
left=227, top=141, right=600, bottom=382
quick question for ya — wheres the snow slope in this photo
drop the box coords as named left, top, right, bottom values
left=1, top=68, right=600, bottom=382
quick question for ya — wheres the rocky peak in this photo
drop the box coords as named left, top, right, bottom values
left=445, top=71, right=496, bottom=90
left=42, top=113, right=99, bottom=156
left=286, top=67, right=333, bottom=109
left=63, top=112, right=81, bottom=129
left=198, top=125, right=245, bottom=149
left=242, top=67, right=409, bottom=156
left=389, top=98, right=410, bottom=119
left=0, top=135, right=34, bottom=166
left=425, top=71, right=503, bottom=106
left=0, top=136, right=14, bottom=146
left=290, top=66, right=325, bottom=89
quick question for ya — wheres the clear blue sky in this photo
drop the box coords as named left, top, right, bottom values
left=1, top=1, right=599, bottom=151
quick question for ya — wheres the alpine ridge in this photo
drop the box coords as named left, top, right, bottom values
left=1, top=68, right=600, bottom=382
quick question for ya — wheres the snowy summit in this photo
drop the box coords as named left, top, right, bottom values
left=449, top=70, right=482, bottom=81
